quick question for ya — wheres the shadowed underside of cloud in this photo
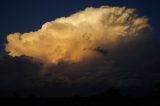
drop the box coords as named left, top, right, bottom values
left=0, top=6, right=160, bottom=97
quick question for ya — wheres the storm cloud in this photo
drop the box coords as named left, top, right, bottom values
left=1, top=6, right=160, bottom=97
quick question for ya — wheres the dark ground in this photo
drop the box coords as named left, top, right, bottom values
left=1, top=96, right=160, bottom=105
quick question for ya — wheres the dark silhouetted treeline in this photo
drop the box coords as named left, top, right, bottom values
left=0, top=87, right=160, bottom=105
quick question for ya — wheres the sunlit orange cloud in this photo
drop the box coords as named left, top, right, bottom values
left=5, top=6, right=150, bottom=64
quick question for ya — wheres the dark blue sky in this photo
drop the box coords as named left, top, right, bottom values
left=0, top=0, right=160, bottom=54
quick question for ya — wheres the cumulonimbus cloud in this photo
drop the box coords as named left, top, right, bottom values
left=5, top=6, right=150, bottom=64
left=3, top=6, right=160, bottom=97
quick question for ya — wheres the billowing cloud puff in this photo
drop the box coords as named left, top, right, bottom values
left=5, top=6, right=150, bottom=64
